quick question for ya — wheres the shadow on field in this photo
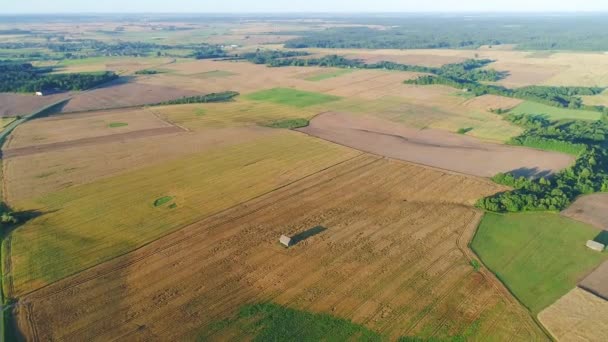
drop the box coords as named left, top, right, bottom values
left=593, top=231, right=608, bottom=245
left=508, top=167, right=552, bottom=179
left=290, top=226, right=327, bottom=246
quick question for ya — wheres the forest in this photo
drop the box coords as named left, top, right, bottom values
left=283, top=15, right=608, bottom=51
left=152, top=91, right=239, bottom=105
left=0, top=61, right=118, bottom=92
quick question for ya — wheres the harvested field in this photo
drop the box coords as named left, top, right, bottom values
left=562, top=193, right=608, bottom=230
left=485, top=62, right=564, bottom=88
left=2, top=126, right=183, bottom=159
left=14, top=155, right=547, bottom=341
left=60, top=81, right=200, bottom=113
left=5, top=108, right=173, bottom=149
left=582, top=90, right=608, bottom=106
left=344, top=53, right=467, bottom=67
left=0, top=92, right=71, bottom=117
left=153, top=100, right=320, bottom=130
left=579, top=261, right=608, bottom=300
left=54, top=56, right=175, bottom=74
left=297, top=112, right=574, bottom=178
left=539, top=287, right=608, bottom=342
left=3, top=127, right=275, bottom=203
left=5, top=132, right=359, bottom=295
left=462, top=95, right=523, bottom=112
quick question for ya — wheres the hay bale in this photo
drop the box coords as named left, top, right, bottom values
left=586, top=240, right=605, bottom=252
left=279, top=235, right=291, bottom=247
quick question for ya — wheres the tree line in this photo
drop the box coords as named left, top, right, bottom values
left=405, top=76, right=606, bottom=113
left=476, top=114, right=608, bottom=212
left=152, top=91, right=239, bottom=105
left=0, top=61, right=118, bottom=93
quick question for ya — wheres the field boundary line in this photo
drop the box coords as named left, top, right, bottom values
left=466, top=212, right=554, bottom=341
left=17, top=153, right=372, bottom=299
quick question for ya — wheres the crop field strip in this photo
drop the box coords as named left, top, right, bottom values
left=14, top=155, right=546, bottom=341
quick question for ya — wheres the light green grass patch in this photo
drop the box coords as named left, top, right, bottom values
left=108, top=122, right=128, bottom=128
left=245, top=88, right=341, bottom=108
left=194, top=70, right=236, bottom=79
left=305, top=68, right=354, bottom=81
left=264, top=118, right=309, bottom=129
left=199, top=302, right=382, bottom=341
left=472, top=212, right=607, bottom=313
left=510, top=101, right=602, bottom=121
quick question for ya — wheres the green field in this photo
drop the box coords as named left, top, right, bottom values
left=201, top=303, right=382, bottom=341
left=245, top=88, right=341, bottom=108
left=510, top=101, right=602, bottom=121
left=472, top=212, right=607, bottom=313
left=305, top=69, right=354, bottom=81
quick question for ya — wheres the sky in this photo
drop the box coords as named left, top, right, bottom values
left=2, top=0, right=608, bottom=14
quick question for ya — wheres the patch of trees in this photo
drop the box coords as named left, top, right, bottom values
left=152, top=91, right=239, bottom=105
left=239, top=50, right=310, bottom=64
left=476, top=114, right=608, bottom=212
left=191, top=45, right=228, bottom=59
left=0, top=61, right=118, bottom=92
left=406, top=76, right=607, bottom=112
left=283, top=16, right=608, bottom=51
left=134, top=69, right=160, bottom=75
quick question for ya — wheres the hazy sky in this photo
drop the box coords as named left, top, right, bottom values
left=3, top=0, right=608, bottom=13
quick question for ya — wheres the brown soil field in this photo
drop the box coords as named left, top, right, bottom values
left=579, top=261, right=608, bottom=300
left=14, top=155, right=546, bottom=341
left=462, top=94, right=523, bottom=112
left=0, top=92, right=71, bottom=117
left=60, top=81, right=200, bottom=113
left=538, top=287, right=608, bottom=342
left=562, top=193, right=608, bottom=231
left=5, top=108, right=173, bottom=149
left=3, top=127, right=275, bottom=204
left=344, top=53, right=468, bottom=67
left=297, top=112, right=574, bottom=178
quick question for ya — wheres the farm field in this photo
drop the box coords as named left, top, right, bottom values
left=3, top=127, right=275, bottom=203
left=298, top=112, right=574, bottom=177
left=561, top=193, right=608, bottom=230
left=5, top=107, right=173, bottom=149
left=60, top=80, right=201, bottom=113
left=509, top=101, right=603, bottom=121
left=538, top=287, right=608, bottom=342
left=471, top=212, right=608, bottom=314
left=4, top=13, right=608, bottom=341
left=0, top=92, right=71, bottom=118
left=13, top=155, right=547, bottom=341
left=582, top=89, right=608, bottom=106
left=246, top=87, right=341, bottom=107
left=579, top=260, right=608, bottom=300
left=4, top=132, right=359, bottom=296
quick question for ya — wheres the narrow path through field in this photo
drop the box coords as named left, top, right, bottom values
left=297, top=112, right=575, bottom=178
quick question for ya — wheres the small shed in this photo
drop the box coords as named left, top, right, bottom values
left=586, top=240, right=605, bottom=252
left=279, top=235, right=292, bottom=247
left=35, top=91, right=44, bottom=96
